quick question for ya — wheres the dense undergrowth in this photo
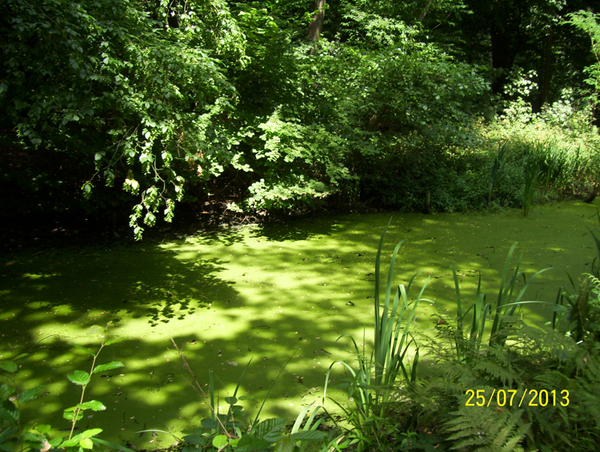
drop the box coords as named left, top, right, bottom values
left=3, top=220, right=600, bottom=452
left=3, top=2, right=600, bottom=239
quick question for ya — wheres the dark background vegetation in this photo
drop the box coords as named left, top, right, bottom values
left=2, top=0, right=600, bottom=244
left=3, top=3, right=600, bottom=450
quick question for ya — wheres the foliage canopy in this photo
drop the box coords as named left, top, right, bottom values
left=1, top=0, right=599, bottom=237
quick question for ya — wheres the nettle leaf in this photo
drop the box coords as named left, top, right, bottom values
left=201, top=418, right=218, bottom=430
left=93, top=361, right=124, bottom=374
left=253, top=418, right=285, bottom=443
left=68, top=370, right=91, bottom=386
left=274, top=436, right=295, bottom=452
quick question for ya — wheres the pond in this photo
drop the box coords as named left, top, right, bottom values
left=0, top=200, right=598, bottom=450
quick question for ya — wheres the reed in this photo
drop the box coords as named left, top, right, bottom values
left=447, top=242, right=552, bottom=358
left=523, top=157, right=541, bottom=216
left=324, top=221, right=430, bottom=451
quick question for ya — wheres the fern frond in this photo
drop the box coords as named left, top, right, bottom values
left=444, top=403, right=528, bottom=452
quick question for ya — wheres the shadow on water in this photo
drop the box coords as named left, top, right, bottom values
left=0, top=219, right=351, bottom=449
left=1, top=200, right=600, bottom=450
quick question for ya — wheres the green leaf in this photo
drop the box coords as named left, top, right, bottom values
left=21, top=430, right=46, bottom=444
left=290, top=431, right=329, bottom=441
left=82, top=182, right=93, bottom=198
left=0, top=362, right=18, bottom=373
left=79, top=438, right=94, bottom=449
left=77, top=400, right=106, bottom=411
left=69, top=343, right=95, bottom=356
left=105, top=337, right=126, bottom=346
left=225, top=396, right=237, bottom=405
left=212, top=435, right=228, bottom=449
left=17, top=386, right=45, bottom=404
left=201, top=418, right=218, bottom=430
left=77, top=428, right=102, bottom=444
left=49, top=437, right=63, bottom=447
left=253, top=418, right=285, bottom=443
left=85, top=325, right=104, bottom=336
left=93, top=362, right=124, bottom=374
left=61, top=428, right=103, bottom=448
left=274, top=436, right=295, bottom=452
left=183, top=435, right=206, bottom=447
left=236, top=434, right=271, bottom=451
left=0, top=384, right=16, bottom=400
left=68, top=370, right=91, bottom=386
left=37, top=424, right=52, bottom=434
left=63, top=408, right=84, bottom=422
left=0, top=402, right=19, bottom=422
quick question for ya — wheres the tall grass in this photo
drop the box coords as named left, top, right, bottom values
left=324, top=221, right=431, bottom=451
left=523, top=157, right=540, bottom=216
left=488, top=142, right=507, bottom=205
left=447, top=242, right=552, bottom=359
left=552, top=227, right=600, bottom=343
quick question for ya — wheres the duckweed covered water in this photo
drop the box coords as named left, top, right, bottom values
left=0, top=201, right=598, bottom=449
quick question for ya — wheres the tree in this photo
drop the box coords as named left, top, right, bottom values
left=308, top=0, right=327, bottom=44
left=0, top=0, right=245, bottom=238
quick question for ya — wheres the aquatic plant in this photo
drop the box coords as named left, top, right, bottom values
left=552, top=229, right=600, bottom=344
left=323, top=221, right=430, bottom=451
left=138, top=339, right=346, bottom=452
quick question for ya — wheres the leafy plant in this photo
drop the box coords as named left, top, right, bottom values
left=56, top=324, right=126, bottom=451
left=0, top=323, right=130, bottom=452
left=441, top=242, right=552, bottom=361
left=323, top=222, right=430, bottom=451
left=0, top=351, right=48, bottom=452
left=139, top=339, right=346, bottom=452
left=444, top=404, right=529, bottom=452
left=552, top=229, right=600, bottom=344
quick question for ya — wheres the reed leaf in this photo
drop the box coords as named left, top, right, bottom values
left=325, top=221, right=431, bottom=450
left=448, top=243, right=552, bottom=354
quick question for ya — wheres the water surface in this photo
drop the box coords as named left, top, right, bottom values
left=0, top=201, right=597, bottom=449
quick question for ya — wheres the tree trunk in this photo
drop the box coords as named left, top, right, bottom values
left=308, top=0, right=326, bottom=54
